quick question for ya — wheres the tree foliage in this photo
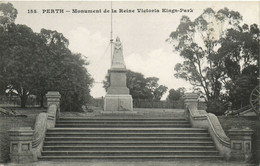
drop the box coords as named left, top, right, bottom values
left=145, top=77, right=168, bottom=101
left=227, top=65, right=258, bottom=109
left=125, top=70, right=149, bottom=99
left=167, top=87, right=186, bottom=101
left=167, top=7, right=259, bottom=113
left=0, top=3, right=17, bottom=26
left=0, top=23, right=45, bottom=107
left=103, top=70, right=168, bottom=101
left=218, top=24, right=259, bottom=108
left=0, top=3, right=18, bottom=95
left=0, top=3, right=93, bottom=111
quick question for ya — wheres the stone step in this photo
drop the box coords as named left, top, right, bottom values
left=58, top=118, right=187, bottom=120
left=41, top=150, right=220, bottom=156
left=59, top=118, right=187, bottom=121
left=47, top=128, right=205, bottom=132
left=55, top=124, right=191, bottom=128
left=38, top=155, right=223, bottom=160
left=97, top=114, right=185, bottom=117
left=46, top=128, right=208, bottom=133
left=45, top=136, right=212, bottom=141
left=45, top=133, right=209, bottom=137
left=56, top=121, right=190, bottom=124
left=43, top=145, right=217, bottom=151
left=39, top=115, right=222, bottom=161
left=43, top=140, right=215, bottom=146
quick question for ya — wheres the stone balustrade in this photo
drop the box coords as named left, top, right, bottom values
left=8, top=91, right=61, bottom=163
left=32, top=113, right=48, bottom=161
left=183, top=93, right=254, bottom=161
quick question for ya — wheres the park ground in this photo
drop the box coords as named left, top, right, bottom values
left=2, top=160, right=259, bottom=166
left=0, top=107, right=259, bottom=165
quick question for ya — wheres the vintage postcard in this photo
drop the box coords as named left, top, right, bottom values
left=0, top=1, right=259, bottom=165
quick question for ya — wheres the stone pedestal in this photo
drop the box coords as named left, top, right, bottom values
left=46, top=91, right=61, bottom=107
left=107, top=69, right=129, bottom=95
left=183, top=93, right=198, bottom=110
left=104, top=37, right=133, bottom=112
left=8, top=127, right=34, bottom=163
left=228, top=127, right=254, bottom=161
left=104, top=94, right=133, bottom=112
left=183, top=93, right=199, bottom=119
left=46, top=91, right=61, bottom=119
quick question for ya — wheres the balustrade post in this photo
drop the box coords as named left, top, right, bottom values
left=228, top=127, right=254, bottom=161
left=46, top=91, right=61, bottom=117
left=183, top=93, right=198, bottom=119
left=183, top=93, right=198, bottom=110
left=8, top=127, right=34, bottom=163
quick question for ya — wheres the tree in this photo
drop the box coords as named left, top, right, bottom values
left=52, top=53, right=93, bottom=112
left=168, top=8, right=242, bottom=101
left=126, top=70, right=149, bottom=99
left=167, top=7, right=259, bottom=113
left=167, top=87, right=186, bottom=101
left=0, top=3, right=17, bottom=27
left=0, top=23, right=46, bottom=107
left=218, top=24, right=259, bottom=109
left=228, top=65, right=258, bottom=109
left=145, top=77, right=168, bottom=101
left=0, top=3, right=42, bottom=107
left=0, top=3, right=18, bottom=95
left=30, top=28, right=74, bottom=107
left=31, top=29, right=94, bottom=111
left=0, top=3, right=93, bottom=110
left=103, top=70, right=168, bottom=101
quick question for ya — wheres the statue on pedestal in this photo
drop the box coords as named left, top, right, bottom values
left=111, top=37, right=126, bottom=69
left=104, top=36, right=133, bottom=112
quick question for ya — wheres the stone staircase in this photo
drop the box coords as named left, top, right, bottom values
left=38, top=116, right=223, bottom=160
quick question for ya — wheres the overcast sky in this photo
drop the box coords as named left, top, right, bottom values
left=6, top=1, right=260, bottom=99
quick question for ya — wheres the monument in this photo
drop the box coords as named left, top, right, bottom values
left=104, top=37, right=133, bottom=112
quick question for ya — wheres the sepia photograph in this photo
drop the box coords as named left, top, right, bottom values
left=0, top=1, right=259, bottom=165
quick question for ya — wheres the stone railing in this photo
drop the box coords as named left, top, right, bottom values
left=8, top=91, right=61, bottom=163
left=32, top=113, right=48, bottom=161
left=184, top=93, right=254, bottom=161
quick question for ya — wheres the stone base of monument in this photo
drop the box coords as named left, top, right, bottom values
left=104, top=94, right=134, bottom=112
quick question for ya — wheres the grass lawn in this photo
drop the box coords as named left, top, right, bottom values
left=0, top=107, right=45, bottom=163
left=218, top=116, right=258, bottom=131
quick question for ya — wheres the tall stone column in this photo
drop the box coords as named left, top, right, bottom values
left=104, top=37, right=133, bottom=112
